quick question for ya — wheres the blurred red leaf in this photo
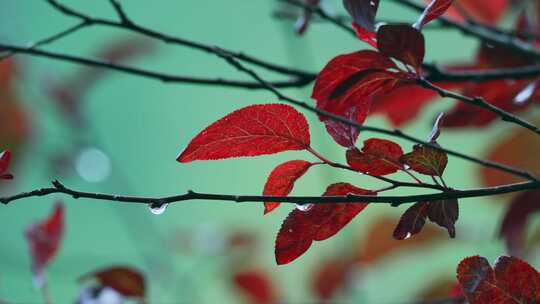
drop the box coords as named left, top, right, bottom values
left=427, top=199, right=459, bottom=238
left=312, top=258, right=351, bottom=300
left=233, top=269, right=278, bottom=304
left=177, top=104, right=310, bottom=162
left=275, top=183, right=374, bottom=265
left=0, top=150, right=13, bottom=180
left=346, top=138, right=404, bottom=176
left=481, top=118, right=540, bottom=187
left=499, top=190, right=540, bottom=257
left=377, top=24, right=425, bottom=69
left=344, top=0, right=380, bottom=31
left=371, top=84, right=439, bottom=127
left=415, top=0, right=454, bottom=29
left=263, top=160, right=314, bottom=214
left=400, top=144, right=448, bottom=176
left=355, top=217, right=445, bottom=265
left=80, top=266, right=146, bottom=298
left=49, top=38, right=153, bottom=126
left=438, top=0, right=507, bottom=24
left=25, top=202, right=64, bottom=277
left=393, top=202, right=429, bottom=240
left=457, top=255, right=540, bottom=304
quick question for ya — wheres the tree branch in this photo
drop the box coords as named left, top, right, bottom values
left=214, top=48, right=540, bottom=182
left=0, top=43, right=311, bottom=89
left=418, top=78, right=540, bottom=135
left=1, top=180, right=539, bottom=206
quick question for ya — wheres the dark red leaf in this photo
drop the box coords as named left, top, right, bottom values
left=25, top=202, right=64, bottom=277
left=343, top=0, right=380, bottom=31
left=427, top=199, right=459, bottom=238
left=323, top=106, right=360, bottom=148
left=233, top=269, right=278, bottom=304
left=400, top=144, right=448, bottom=176
left=377, top=24, right=425, bottom=69
left=499, top=189, right=540, bottom=257
left=312, top=50, right=404, bottom=130
left=275, top=183, right=374, bottom=265
left=80, top=266, right=146, bottom=298
left=457, top=255, right=540, bottom=304
left=346, top=138, right=404, bottom=176
left=415, top=0, right=454, bottom=29
left=263, top=160, right=313, bottom=214
left=0, top=150, right=12, bottom=180
left=393, top=202, right=429, bottom=240
left=177, top=104, right=310, bottom=162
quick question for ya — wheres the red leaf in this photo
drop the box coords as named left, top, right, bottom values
left=393, top=202, right=429, bottom=240
left=312, top=51, right=404, bottom=129
left=344, top=0, right=380, bottom=32
left=323, top=106, right=360, bottom=148
left=415, top=0, right=454, bottom=29
left=499, top=189, right=540, bottom=257
left=80, top=266, right=146, bottom=298
left=25, top=202, right=64, bottom=277
left=346, top=138, right=404, bottom=176
left=177, top=104, right=310, bottom=162
left=427, top=199, right=459, bottom=238
left=400, top=144, right=448, bottom=176
left=275, top=183, right=374, bottom=265
left=457, top=255, right=540, bottom=304
left=263, top=160, right=313, bottom=214
left=352, top=22, right=378, bottom=47
left=233, top=269, right=278, bottom=304
left=377, top=24, right=425, bottom=69
left=0, top=150, right=12, bottom=180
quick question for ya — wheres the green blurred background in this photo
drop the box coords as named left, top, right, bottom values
left=0, top=0, right=533, bottom=303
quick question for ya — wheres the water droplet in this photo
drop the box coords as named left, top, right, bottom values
left=404, top=232, right=412, bottom=240
left=403, top=164, right=411, bottom=170
left=75, top=147, right=111, bottom=183
left=149, top=203, right=168, bottom=215
left=514, top=82, right=536, bottom=104
left=296, top=203, right=313, bottom=212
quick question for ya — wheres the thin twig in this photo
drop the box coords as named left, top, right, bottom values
left=0, top=20, right=90, bottom=61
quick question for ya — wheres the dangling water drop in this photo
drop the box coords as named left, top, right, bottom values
left=404, top=232, right=412, bottom=240
left=296, top=203, right=313, bottom=212
left=149, top=202, right=168, bottom=215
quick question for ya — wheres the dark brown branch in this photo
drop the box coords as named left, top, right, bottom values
left=0, top=43, right=311, bottom=89
left=1, top=180, right=539, bottom=206
left=418, top=78, right=540, bottom=135
left=214, top=48, right=540, bottom=182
